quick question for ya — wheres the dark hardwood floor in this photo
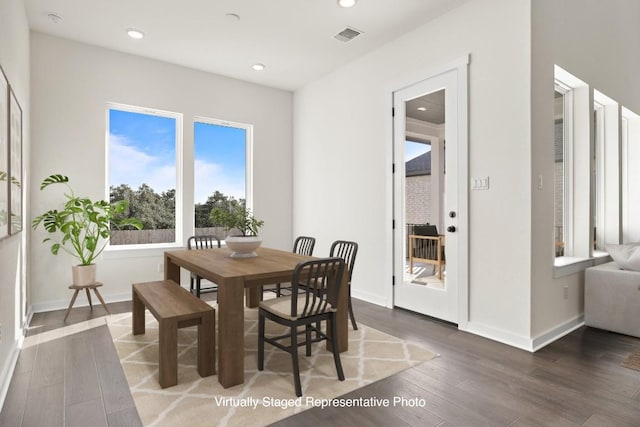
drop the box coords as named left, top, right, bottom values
left=1, top=296, right=638, bottom=426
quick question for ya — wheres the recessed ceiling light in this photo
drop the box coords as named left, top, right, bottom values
left=252, top=63, right=266, bottom=71
left=126, top=28, right=145, bottom=39
left=338, top=0, right=356, bottom=7
left=417, top=107, right=427, bottom=111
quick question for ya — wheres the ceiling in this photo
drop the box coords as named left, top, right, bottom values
left=25, top=0, right=469, bottom=91
left=406, top=90, right=445, bottom=124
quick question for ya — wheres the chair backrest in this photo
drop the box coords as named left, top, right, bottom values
left=413, top=224, right=438, bottom=236
left=291, top=258, right=345, bottom=318
left=330, top=240, right=358, bottom=282
left=187, top=235, right=221, bottom=250
left=293, top=236, right=316, bottom=256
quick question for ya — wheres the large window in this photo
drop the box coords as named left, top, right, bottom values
left=107, top=103, right=183, bottom=246
left=553, top=65, right=591, bottom=263
left=193, top=118, right=252, bottom=237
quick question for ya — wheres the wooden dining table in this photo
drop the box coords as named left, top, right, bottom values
left=164, top=246, right=349, bottom=388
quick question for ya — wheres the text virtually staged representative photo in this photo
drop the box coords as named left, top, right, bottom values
left=1, top=0, right=639, bottom=426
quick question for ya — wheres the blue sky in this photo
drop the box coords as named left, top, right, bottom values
left=405, top=140, right=431, bottom=161
left=109, top=109, right=246, bottom=203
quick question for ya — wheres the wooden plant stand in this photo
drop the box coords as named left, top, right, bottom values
left=64, top=282, right=111, bottom=322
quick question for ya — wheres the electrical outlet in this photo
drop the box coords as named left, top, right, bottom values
left=563, top=286, right=569, bottom=300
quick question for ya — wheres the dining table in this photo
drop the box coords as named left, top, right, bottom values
left=164, top=246, right=349, bottom=388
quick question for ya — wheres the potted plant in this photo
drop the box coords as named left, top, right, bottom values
left=32, top=174, right=142, bottom=285
left=210, top=205, right=264, bottom=258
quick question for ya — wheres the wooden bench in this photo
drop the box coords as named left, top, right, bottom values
left=132, top=280, right=215, bottom=388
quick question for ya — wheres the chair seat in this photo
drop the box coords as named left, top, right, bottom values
left=259, top=295, right=336, bottom=321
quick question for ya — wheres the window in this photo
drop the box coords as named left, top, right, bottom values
left=554, top=86, right=569, bottom=256
left=107, top=103, right=183, bottom=246
left=193, top=118, right=252, bottom=237
left=622, top=107, right=640, bottom=242
left=553, top=65, right=591, bottom=263
left=593, top=90, right=619, bottom=253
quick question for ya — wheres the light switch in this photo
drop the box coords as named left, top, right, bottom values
left=472, top=176, right=489, bottom=190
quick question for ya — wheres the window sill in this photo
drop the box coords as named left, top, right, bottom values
left=102, top=243, right=185, bottom=260
left=553, top=253, right=612, bottom=278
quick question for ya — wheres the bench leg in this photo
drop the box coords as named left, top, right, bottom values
left=197, top=309, right=216, bottom=377
left=159, top=319, right=178, bottom=388
left=132, top=288, right=145, bottom=335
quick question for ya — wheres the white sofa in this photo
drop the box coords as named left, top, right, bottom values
left=585, top=261, right=640, bottom=338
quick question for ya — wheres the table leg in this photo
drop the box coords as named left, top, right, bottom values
left=197, top=309, right=216, bottom=377
left=132, top=287, right=145, bottom=335
left=327, top=272, right=348, bottom=353
left=217, top=278, right=245, bottom=388
left=246, top=287, right=261, bottom=308
left=165, top=254, right=180, bottom=284
left=159, top=319, right=178, bottom=388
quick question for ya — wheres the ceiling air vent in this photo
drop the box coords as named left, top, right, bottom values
left=334, top=27, right=362, bottom=42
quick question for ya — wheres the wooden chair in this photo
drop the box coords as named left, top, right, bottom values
left=330, top=240, right=359, bottom=330
left=409, top=224, right=445, bottom=280
left=264, top=235, right=316, bottom=297
left=187, top=235, right=221, bottom=298
left=258, top=257, right=346, bottom=397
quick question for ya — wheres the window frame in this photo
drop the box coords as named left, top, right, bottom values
left=193, top=116, right=254, bottom=224
left=105, top=102, right=184, bottom=251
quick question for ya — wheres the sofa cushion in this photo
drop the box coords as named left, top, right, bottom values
left=606, top=243, right=640, bottom=271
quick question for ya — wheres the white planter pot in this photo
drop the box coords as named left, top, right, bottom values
left=72, top=264, right=97, bottom=286
left=225, top=235, right=262, bottom=258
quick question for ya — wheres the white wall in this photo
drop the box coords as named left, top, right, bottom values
left=30, top=33, right=293, bottom=311
left=0, top=0, right=29, bottom=408
left=294, top=0, right=533, bottom=343
left=530, top=0, right=640, bottom=339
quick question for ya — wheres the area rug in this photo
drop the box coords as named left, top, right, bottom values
left=621, top=351, right=640, bottom=371
left=106, top=306, right=437, bottom=427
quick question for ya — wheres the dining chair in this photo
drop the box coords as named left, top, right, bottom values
left=257, top=257, right=346, bottom=397
left=330, top=240, right=359, bottom=330
left=409, top=224, right=445, bottom=279
left=187, top=235, right=221, bottom=298
left=264, top=235, right=316, bottom=298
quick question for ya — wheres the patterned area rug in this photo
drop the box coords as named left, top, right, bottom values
left=621, top=351, right=640, bottom=371
left=107, top=306, right=437, bottom=427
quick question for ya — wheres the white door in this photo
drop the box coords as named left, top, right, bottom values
left=393, top=65, right=468, bottom=324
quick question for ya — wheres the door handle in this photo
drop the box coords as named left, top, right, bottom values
left=447, top=226, right=456, bottom=233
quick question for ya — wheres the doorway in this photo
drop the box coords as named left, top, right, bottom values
left=392, top=63, right=468, bottom=326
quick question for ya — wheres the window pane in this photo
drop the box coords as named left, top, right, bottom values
left=194, top=121, right=247, bottom=236
left=108, top=107, right=178, bottom=245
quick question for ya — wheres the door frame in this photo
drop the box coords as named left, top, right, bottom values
left=387, top=55, right=469, bottom=330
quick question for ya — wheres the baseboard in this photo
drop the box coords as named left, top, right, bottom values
left=30, top=291, right=132, bottom=314
left=464, top=321, right=535, bottom=352
left=531, top=315, right=584, bottom=352
left=463, top=315, right=585, bottom=352
left=351, top=288, right=388, bottom=307
left=0, top=338, right=21, bottom=412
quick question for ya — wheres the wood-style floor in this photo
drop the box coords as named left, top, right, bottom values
left=1, top=296, right=639, bottom=426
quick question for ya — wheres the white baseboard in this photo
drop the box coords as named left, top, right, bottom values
left=30, top=292, right=132, bottom=314
left=463, top=321, right=535, bottom=351
left=462, top=315, right=585, bottom=352
left=0, top=338, right=22, bottom=412
left=531, top=315, right=584, bottom=352
left=351, top=288, right=388, bottom=307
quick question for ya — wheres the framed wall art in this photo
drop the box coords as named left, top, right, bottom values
left=0, top=66, right=8, bottom=240
left=8, top=84, right=22, bottom=234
